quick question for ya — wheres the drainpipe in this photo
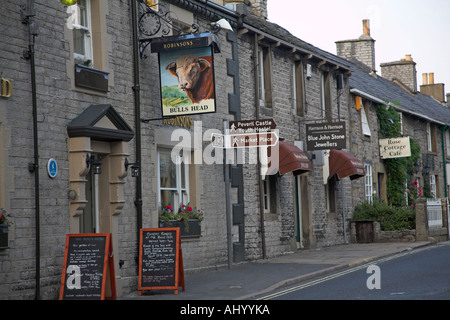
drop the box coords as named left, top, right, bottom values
left=442, top=125, right=449, bottom=198
left=253, top=33, right=266, bottom=259
left=21, top=0, right=40, bottom=299
left=130, top=0, right=143, bottom=269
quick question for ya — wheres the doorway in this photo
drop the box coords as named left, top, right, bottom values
left=80, top=155, right=101, bottom=233
left=295, top=175, right=304, bottom=248
left=294, top=174, right=313, bottom=249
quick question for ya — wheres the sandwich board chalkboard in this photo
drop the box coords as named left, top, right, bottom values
left=59, top=233, right=116, bottom=300
left=139, top=228, right=185, bottom=295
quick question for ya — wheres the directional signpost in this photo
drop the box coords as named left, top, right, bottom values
left=229, top=119, right=277, bottom=134
left=212, top=119, right=278, bottom=149
left=212, top=131, right=279, bottom=148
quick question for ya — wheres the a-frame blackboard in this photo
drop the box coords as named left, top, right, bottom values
left=59, top=233, right=116, bottom=300
left=139, top=228, right=185, bottom=295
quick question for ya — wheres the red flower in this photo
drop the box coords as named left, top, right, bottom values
left=187, top=206, right=192, bottom=211
left=165, top=205, right=172, bottom=210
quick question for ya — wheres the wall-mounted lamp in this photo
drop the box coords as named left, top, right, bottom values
left=125, top=158, right=140, bottom=178
left=86, top=154, right=102, bottom=175
left=60, top=0, right=77, bottom=5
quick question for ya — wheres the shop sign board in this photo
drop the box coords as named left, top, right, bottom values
left=379, top=137, right=411, bottom=159
left=151, top=33, right=218, bottom=117
left=59, top=233, right=116, bottom=300
left=306, top=121, right=346, bottom=151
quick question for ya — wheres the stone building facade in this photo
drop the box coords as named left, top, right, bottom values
left=338, top=20, right=450, bottom=216
left=0, top=0, right=448, bottom=300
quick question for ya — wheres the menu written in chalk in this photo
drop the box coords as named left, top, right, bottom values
left=60, top=234, right=112, bottom=300
left=139, top=228, right=182, bottom=291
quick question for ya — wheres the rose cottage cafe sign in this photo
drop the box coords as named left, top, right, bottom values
left=151, top=33, right=219, bottom=117
left=379, top=137, right=411, bottom=159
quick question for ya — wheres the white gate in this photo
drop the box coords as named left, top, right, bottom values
left=427, top=198, right=443, bottom=229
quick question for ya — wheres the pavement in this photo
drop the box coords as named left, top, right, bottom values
left=123, top=241, right=432, bottom=300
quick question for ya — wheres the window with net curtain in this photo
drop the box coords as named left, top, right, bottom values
left=158, top=149, right=189, bottom=210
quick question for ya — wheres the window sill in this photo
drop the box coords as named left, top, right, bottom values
left=75, top=64, right=109, bottom=93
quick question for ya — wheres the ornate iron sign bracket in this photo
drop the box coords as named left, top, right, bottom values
left=137, top=0, right=219, bottom=59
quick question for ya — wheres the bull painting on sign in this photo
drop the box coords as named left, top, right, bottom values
left=159, top=46, right=216, bottom=117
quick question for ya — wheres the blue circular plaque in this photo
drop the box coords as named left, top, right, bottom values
left=47, top=158, right=58, bottom=179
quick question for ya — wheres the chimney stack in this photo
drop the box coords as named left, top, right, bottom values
left=248, top=0, right=268, bottom=19
left=380, top=55, right=417, bottom=93
left=363, top=19, right=370, bottom=36
left=420, top=72, right=445, bottom=103
left=335, top=19, right=376, bottom=72
left=429, top=72, right=435, bottom=84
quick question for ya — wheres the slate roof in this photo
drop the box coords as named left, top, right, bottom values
left=243, top=12, right=450, bottom=126
left=67, top=104, right=134, bottom=142
left=243, top=12, right=351, bottom=71
left=348, top=64, right=450, bottom=125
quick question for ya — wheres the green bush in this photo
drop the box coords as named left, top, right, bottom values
left=353, top=200, right=415, bottom=231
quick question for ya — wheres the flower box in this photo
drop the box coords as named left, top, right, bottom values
left=159, top=219, right=202, bottom=239
left=75, top=64, right=109, bottom=92
left=0, top=225, right=9, bottom=249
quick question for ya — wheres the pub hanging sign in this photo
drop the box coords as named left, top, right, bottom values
left=151, top=33, right=220, bottom=117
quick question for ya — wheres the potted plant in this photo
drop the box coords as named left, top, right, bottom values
left=159, top=203, right=203, bottom=238
left=0, top=208, right=12, bottom=249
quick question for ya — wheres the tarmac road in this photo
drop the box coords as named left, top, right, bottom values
left=256, top=241, right=450, bottom=300
left=124, top=241, right=433, bottom=300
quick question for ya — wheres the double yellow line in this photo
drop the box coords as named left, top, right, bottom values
left=257, top=250, right=416, bottom=300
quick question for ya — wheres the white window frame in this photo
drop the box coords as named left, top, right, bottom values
left=291, top=62, right=297, bottom=113
left=398, top=112, right=404, bottom=136
left=320, top=72, right=326, bottom=118
left=73, top=0, right=93, bottom=65
left=427, top=122, right=432, bottom=152
left=157, top=149, right=190, bottom=210
left=430, top=175, right=437, bottom=199
left=365, top=163, right=373, bottom=203
left=258, top=48, right=265, bottom=108
left=361, top=103, right=371, bottom=137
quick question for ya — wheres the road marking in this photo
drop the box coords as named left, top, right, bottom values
left=256, top=250, right=418, bottom=300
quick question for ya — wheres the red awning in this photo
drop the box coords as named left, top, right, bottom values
left=278, top=141, right=312, bottom=176
left=328, top=149, right=365, bottom=180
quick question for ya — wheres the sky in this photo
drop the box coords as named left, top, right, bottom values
left=267, top=0, right=450, bottom=98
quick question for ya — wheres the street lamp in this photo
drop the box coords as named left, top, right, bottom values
left=60, top=0, right=77, bottom=5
